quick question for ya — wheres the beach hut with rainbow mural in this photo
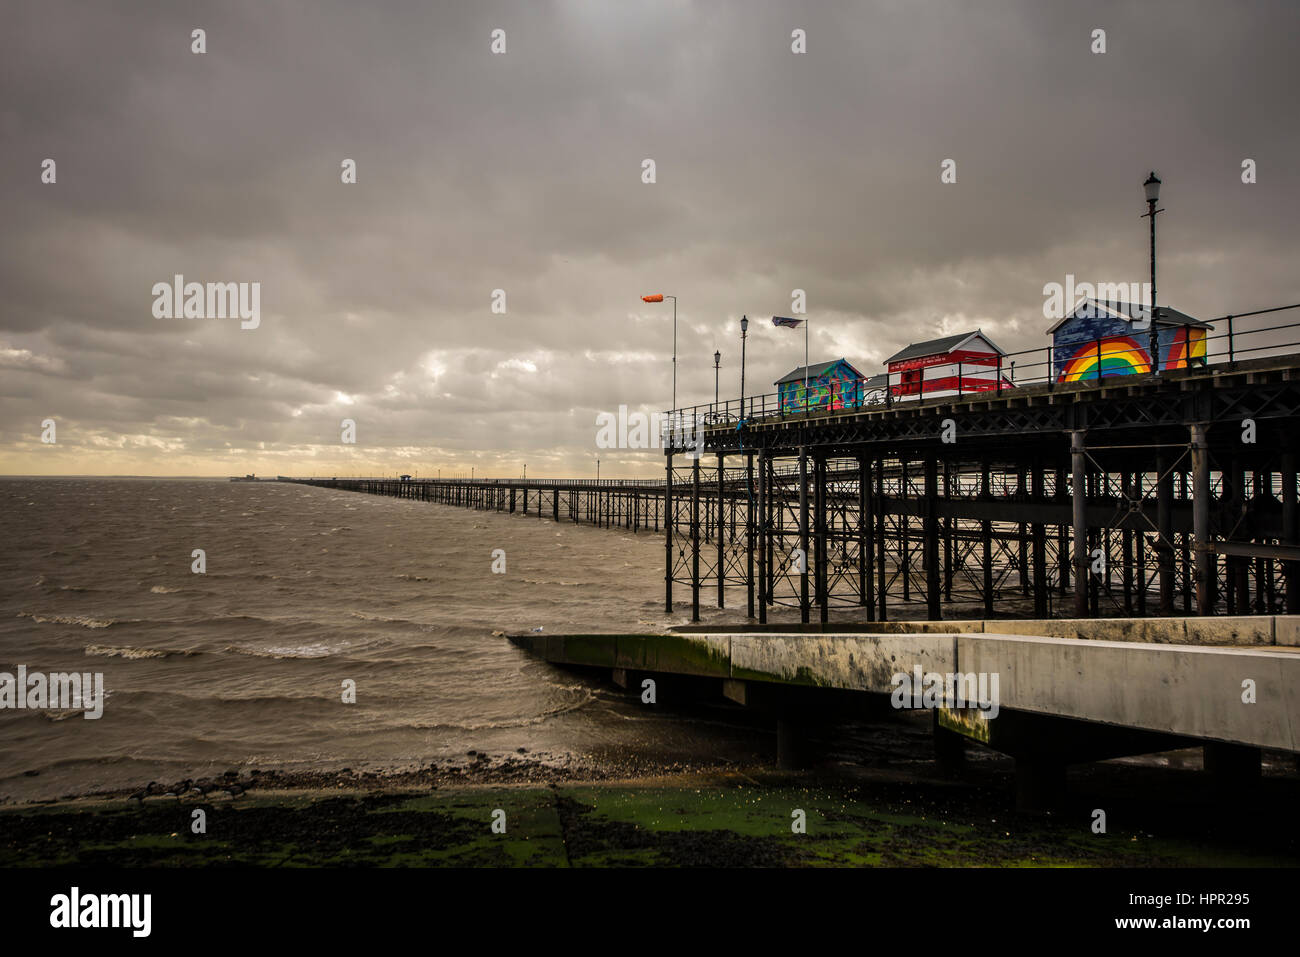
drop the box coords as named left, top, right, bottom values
left=1050, top=299, right=1212, bottom=381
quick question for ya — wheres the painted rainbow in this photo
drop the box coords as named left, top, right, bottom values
left=1059, top=336, right=1151, bottom=381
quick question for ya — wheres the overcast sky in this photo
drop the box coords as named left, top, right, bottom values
left=2, top=0, right=1297, bottom=477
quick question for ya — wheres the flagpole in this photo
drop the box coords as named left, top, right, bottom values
left=804, top=318, right=809, bottom=410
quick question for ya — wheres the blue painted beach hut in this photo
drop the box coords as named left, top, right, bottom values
left=775, top=358, right=866, bottom=413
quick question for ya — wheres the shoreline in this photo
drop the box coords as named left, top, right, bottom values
left=5, top=749, right=1300, bottom=867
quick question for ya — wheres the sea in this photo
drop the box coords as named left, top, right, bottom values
left=0, top=477, right=781, bottom=802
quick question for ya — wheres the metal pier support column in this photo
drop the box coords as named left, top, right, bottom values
left=717, top=452, right=726, bottom=609
left=764, top=454, right=775, bottom=610
left=876, top=455, right=888, bottom=621
left=815, top=454, right=828, bottom=624
left=1071, top=430, right=1089, bottom=618
left=1031, top=466, right=1048, bottom=616
left=691, top=455, right=701, bottom=623
left=756, top=453, right=767, bottom=623
left=1191, top=423, right=1215, bottom=616
left=981, top=458, right=993, bottom=617
left=746, top=453, right=755, bottom=619
left=1157, top=450, right=1175, bottom=615
left=1285, top=446, right=1300, bottom=615
left=799, top=446, right=810, bottom=625
left=664, top=453, right=673, bottom=614
left=859, top=455, right=874, bottom=618
left=924, top=455, right=941, bottom=620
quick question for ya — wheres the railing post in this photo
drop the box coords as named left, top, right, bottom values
left=1227, top=315, right=1235, bottom=366
left=957, top=360, right=963, bottom=396
left=996, top=356, right=1002, bottom=395
left=1095, top=337, right=1103, bottom=383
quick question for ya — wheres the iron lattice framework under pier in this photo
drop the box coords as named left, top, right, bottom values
left=662, top=356, right=1300, bottom=623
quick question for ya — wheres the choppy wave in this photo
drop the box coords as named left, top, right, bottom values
left=84, top=644, right=188, bottom=660
left=19, top=611, right=115, bottom=629
left=149, top=585, right=182, bottom=594
left=347, top=610, right=423, bottom=625
left=224, top=642, right=337, bottom=659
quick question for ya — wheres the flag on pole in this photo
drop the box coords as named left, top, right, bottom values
left=773, top=317, right=811, bottom=409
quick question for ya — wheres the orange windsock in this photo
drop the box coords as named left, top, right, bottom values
left=641, top=294, right=664, bottom=302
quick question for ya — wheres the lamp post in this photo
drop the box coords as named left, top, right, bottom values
left=1142, top=171, right=1163, bottom=373
left=596, top=458, right=600, bottom=482
left=642, top=294, right=678, bottom=411
left=713, top=350, right=721, bottom=412
left=739, top=316, right=749, bottom=421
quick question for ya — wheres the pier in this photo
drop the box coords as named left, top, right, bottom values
left=274, top=315, right=1300, bottom=810
left=283, top=350, right=1300, bottom=626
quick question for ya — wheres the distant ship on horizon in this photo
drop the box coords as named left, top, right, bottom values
left=229, top=473, right=257, bottom=482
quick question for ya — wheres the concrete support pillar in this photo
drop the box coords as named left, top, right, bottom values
left=776, top=717, right=810, bottom=770
left=1203, top=742, right=1261, bottom=783
left=1015, top=758, right=1066, bottom=813
left=1071, top=431, right=1089, bottom=618
left=932, top=711, right=965, bottom=778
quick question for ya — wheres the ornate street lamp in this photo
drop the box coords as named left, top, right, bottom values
left=739, top=316, right=749, bottom=421
left=1142, top=172, right=1163, bottom=372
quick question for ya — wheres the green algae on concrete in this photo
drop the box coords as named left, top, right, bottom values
left=3, top=777, right=1296, bottom=868
left=615, top=633, right=731, bottom=678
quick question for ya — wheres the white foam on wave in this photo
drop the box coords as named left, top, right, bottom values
left=19, top=611, right=114, bottom=629
left=84, top=644, right=183, bottom=659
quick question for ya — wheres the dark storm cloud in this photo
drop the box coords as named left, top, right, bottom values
left=1, top=0, right=1297, bottom=474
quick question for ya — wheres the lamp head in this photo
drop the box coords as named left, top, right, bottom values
left=740, top=315, right=749, bottom=333
left=1143, top=171, right=1161, bottom=204
left=714, top=350, right=721, bottom=366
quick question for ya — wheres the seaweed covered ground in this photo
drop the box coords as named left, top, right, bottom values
left=4, top=762, right=1298, bottom=867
